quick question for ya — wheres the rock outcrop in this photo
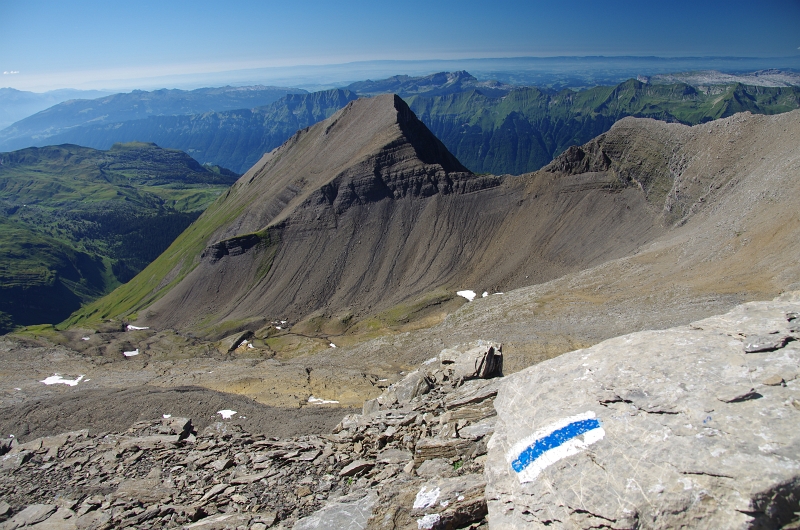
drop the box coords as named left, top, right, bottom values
left=486, top=292, right=800, bottom=529
left=0, top=343, right=502, bottom=529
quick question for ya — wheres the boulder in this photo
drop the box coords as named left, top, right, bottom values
left=392, top=370, right=431, bottom=405
left=486, top=292, right=800, bottom=529
left=216, top=330, right=254, bottom=354
left=439, top=341, right=503, bottom=381
left=366, top=474, right=486, bottom=529
left=0, top=504, right=57, bottom=529
left=293, top=490, right=378, bottom=530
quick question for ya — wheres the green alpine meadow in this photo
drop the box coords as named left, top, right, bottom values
left=0, top=141, right=238, bottom=333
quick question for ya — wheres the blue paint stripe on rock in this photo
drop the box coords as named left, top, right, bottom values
left=511, top=418, right=601, bottom=473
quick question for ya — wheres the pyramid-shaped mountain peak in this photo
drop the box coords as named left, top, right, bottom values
left=93, top=94, right=485, bottom=335
left=196, top=94, right=474, bottom=243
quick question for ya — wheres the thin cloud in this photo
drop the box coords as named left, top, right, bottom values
left=3, top=71, right=20, bottom=75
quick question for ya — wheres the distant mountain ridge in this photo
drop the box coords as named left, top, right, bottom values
left=406, top=79, right=800, bottom=175
left=19, top=89, right=360, bottom=174
left=343, top=70, right=513, bottom=97
left=0, top=85, right=307, bottom=151
left=2, top=75, right=797, bottom=175
left=0, top=87, right=113, bottom=130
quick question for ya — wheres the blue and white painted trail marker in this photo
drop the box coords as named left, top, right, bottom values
left=506, top=411, right=605, bottom=483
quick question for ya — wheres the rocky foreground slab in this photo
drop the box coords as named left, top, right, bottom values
left=486, top=291, right=800, bottom=529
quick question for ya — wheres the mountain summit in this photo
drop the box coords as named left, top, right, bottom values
left=78, top=94, right=492, bottom=336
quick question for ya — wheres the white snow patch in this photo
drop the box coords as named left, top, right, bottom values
left=217, top=410, right=237, bottom=419
left=329, top=343, right=336, bottom=348
left=126, top=325, right=149, bottom=331
left=482, top=291, right=488, bottom=298
left=280, top=320, right=287, bottom=324
left=81, top=336, right=90, bottom=341
left=163, top=414, right=172, bottom=419
left=247, top=343, right=254, bottom=349
left=13, top=388, right=21, bottom=391
left=417, top=513, right=441, bottom=529
left=41, top=374, right=84, bottom=386
left=276, top=326, right=282, bottom=330
left=413, top=486, right=441, bottom=509
left=123, top=349, right=139, bottom=357
left=308, top=396, right=340, bottom=405
left=456, top=290, right=476, bottom=301
left=422, top=357, right=437, bottom=365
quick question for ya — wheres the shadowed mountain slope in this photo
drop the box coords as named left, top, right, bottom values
left=71, top=95, right=690, bottom=337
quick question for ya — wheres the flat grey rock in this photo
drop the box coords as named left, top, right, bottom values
left=376, top=448, right=413, bottom=464
left=0, top=504, right=57, bottom=530
left=444, top=378, right=501, bottom=410
left=293, top=490, right=378, bottom=530
left=392, top=370, right=431, bottom=404
left=339, top=459, right=374, bottom=477
left=744, top=333, right=792, bottom=353
left=458, top=415, right=497, bottom=440
left=486, top=294, right=800, bottom=529
left=415, top=458, right=456, bottom=478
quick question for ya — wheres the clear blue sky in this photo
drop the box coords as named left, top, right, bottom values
left=1, top=0, right=799, bottom=91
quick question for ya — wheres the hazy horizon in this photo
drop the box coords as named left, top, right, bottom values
left=2, top=0, right=799, bottom=92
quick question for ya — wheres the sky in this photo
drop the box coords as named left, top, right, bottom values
left=1, top=0, right=799, bottom=92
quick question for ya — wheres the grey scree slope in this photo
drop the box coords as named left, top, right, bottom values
left=486, top=291, right=800, bottom=529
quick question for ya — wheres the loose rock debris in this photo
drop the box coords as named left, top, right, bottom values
left=0, top=342, right=503, bottom=529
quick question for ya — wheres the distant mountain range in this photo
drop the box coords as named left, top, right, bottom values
left=0, top=85, right=306, bottom=152
left=0, top=87, right=113, bottom=130
left=343, top=70, right=513, bottom=97
left=0, top=89, right=360, bottom=175
left=3, top=72, right=797, bottom=175
left=0, top=142, right=238, bottom=333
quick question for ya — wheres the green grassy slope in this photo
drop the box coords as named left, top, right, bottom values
left=0, top=142, right=238, bottom=333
